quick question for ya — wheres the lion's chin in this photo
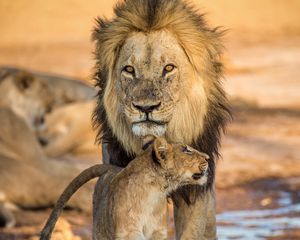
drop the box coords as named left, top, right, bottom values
left=132, top=122, right=166, bottom=137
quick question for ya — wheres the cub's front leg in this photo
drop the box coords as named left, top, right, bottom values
left=173, top=189, right=217, bottom=240
left=150, top=231, right=167, bottom=240
left=149, top=202, right=168, bottom=240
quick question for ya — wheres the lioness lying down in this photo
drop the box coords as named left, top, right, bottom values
left=0, top=70, right=95, bottom=228
left=0, top=66, right=96, bottom=108
left=40, top=138, right=209, bottom=240
left=37, top=100, right=100, bottom=158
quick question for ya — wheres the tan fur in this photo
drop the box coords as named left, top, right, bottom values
left=101, top=30, right=210, bottom=155
left=0, top=71, right=97, bottom=227
left=0, top=108, right=94, bottom=211
left=0, top=70, right=53, bottom=130
left=40, top=138, right=209, bottom=240
left=37, top=100, right=100, bottom=157
left=93, top=1, right=225, bottom=155
left=0, top=68, right=99, bottom=157
left=0, top=68, right=98, bottom=227
left=93, top=138, right=209, bottom=240
left=92, top=1, right=230, bottom=238
left=0, top=67, right=97, bottom=108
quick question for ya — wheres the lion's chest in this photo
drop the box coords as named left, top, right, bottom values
left=111, top=179, right=167, bottom=238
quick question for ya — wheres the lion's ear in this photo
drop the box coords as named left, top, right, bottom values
left=152, top=138, right=171, bottom=167
left=14, top=71, right=35, bottom=91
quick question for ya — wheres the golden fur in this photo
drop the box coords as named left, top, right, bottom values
left=0, top=66, right=97, bottom=108
left=0, top=108, right=96, bottom=229
left=92, top=0, right=231, bottom=238
left=40, top=138, right=209, bottom=240
left=93, top=0, right=228, bottom=155
left=0, top=70, right=53, bottom=129
left=0, top=67, right=99, bottom=158
left=0, top=71, right=97, bottom=228
left=37, top=100, right=100, bottom=157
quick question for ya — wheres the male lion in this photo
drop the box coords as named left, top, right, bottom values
left=40, top=138, right=209, bottom=240
left=92, top=0, right=230, bottom=239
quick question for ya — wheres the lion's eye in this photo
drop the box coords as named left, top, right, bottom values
left=123, top=65, right=135, bottom=74
left=163, top=64, right=175, bottom=74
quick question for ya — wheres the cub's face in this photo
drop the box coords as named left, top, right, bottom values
left=171, top=144, right=209, bottom=186
left=152, top=138, right=209, bottom=187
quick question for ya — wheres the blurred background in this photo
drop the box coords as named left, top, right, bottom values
left=0, top=0, right=299, bottom=239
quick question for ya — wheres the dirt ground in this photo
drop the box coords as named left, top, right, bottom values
left=0, top=0, right=300, bottom=239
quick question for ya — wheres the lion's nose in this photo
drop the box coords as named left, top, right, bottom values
left=132, top=102, right=161, bottom=113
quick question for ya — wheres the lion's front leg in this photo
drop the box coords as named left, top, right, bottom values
left=173, top=190, right=217, bottom=240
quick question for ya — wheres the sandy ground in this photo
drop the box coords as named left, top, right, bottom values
left=0, top=0, right=300, bottom=239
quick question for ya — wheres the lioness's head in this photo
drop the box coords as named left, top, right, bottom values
left=93, top=0, right=230, bottom=184
left=150, top=137, right=209, bottom=188
left=0, top=69, right=54, bottom=129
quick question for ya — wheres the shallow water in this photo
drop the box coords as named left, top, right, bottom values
left=217, top=191, right=300, bottom=240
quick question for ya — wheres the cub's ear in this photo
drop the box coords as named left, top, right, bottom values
left=152, top=138, right=171, bottom=166
left=14, top=71, right=35, bottom=91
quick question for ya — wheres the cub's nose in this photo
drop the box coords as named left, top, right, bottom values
left=132, top=102, right=161, bottom=113
left=192, top=163, right=209, bottom=180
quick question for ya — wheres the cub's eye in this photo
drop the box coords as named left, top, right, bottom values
left=163, top=64, right=176, bottom=74
left=182, top=145, right=193, bottom=155
left=123, top=65, right=135, bottom=74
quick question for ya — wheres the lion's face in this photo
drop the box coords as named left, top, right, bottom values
left=116, top=31, right=182, bottom=137
left=104, top=30, right=208, bottom=153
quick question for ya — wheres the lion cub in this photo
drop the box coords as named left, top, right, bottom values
left=40, top=138, right=209, bottom=240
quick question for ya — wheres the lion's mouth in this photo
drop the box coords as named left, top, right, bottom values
left=133, top=120, right=166, bottom=126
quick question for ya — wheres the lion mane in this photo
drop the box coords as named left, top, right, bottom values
left=92, top=0, right=231, bottom=203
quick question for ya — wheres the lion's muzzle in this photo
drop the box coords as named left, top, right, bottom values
left=132, top=101, right=161, bottom=113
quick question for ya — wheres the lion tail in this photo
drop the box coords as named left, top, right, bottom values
left=40, top=164, right=116, bottom=240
